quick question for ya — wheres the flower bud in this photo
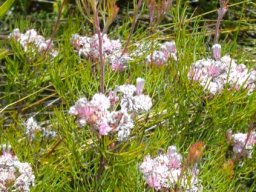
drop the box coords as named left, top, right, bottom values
left=136, top=78, right=145, bottom=95
left=212, top=44, right=221, bottom=60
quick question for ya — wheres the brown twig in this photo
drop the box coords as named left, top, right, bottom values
left=45, top=138, right=63, bottom=158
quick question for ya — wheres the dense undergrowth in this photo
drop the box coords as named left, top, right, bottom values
left=0, top=0, right=256, bottom=191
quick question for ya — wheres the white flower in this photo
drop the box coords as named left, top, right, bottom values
left=91, top=93, right=111, bottom=110
left=24, top=117, right=41, bottom=139
left=188, top=51, right=256, bottom=94
left=116, top=84, right=136, bottom=96
left=108, top=110, right=134, bottom=141
left=0, top=145, right=35, bottom=191
left=146, top=50, right=167, bottom=65
left=42, top=128, right=57, bottom=139
left=69, top=78, right=152, bottom=140
left=228, top=130, right=256, bottom=158
left=139, top=146, right=201, bottom=191
left=9, top=28, right=58, bottom=57
left=133, top=95, right=152, bottom=112
left=120, top=95, right=152, bottom=113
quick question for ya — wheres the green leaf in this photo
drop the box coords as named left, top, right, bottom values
left=0, top=49, right=9, bottom=60
left=0, top=0, right=15, bottom=18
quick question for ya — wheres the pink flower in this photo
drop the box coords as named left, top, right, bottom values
left=111, top=61, right=126, bottom=71
left=236, top=64, right=246, bottom=73
left=98, top=122, right=112, bottom=135
left=136, top=78, right=145, bottom=95
left=76, top=105, right=95, bottom=120
left=167, top=146, right=182, bottom=169
left=188, top=69, right=202, bottom=81
left=212, top=44, right=221, bottom=60
left=207, top=65, right=221, bottom=77
left=108, top=91, right=119, bottom=106
left=147, top=175, right=161, bottom=190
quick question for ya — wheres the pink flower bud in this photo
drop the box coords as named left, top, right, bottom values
left=212, top=44, right=221, bottom=60
left=136, top=78, right=145, bottom=95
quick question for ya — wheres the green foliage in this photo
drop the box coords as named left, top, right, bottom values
left=0, top=1, right=256, bottom=191
left=0, top=0, right=15, bottom=18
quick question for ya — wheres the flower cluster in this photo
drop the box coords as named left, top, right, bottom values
left=131, top=40, right=177, bottom=65
left=139, top=146, right=201, bottom=191
left=145, top=41, right=177, bottom=65
left=188, top=44, right=256, bottom=94
left=9, top=28, right=58, bottom=57
left=0, top=144, right=35, bottom=192
left=227, top=130, right=256, bottom=158
left=70, top=33, right=131, bottom=71
left=24, top=117, right=57, bottom=140
left=69, top=78, right=152, bottom=141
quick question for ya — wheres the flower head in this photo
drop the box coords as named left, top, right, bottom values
left=139, top=145, right=202, bottom=191
left=0, top=145, right=35, bottom=191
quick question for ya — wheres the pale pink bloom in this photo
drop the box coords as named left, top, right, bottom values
left=207, top=65, right=221, bottom=77
left=167, top=146, right=182, bottom=169
left=212, top=44, right=221, bottom=60
left=111, top=61, right=126, bottom=71
left=236, top=64, right=246, bottom=73
left=9, top=28, right=21, bottom=40
left=76, top=105, right=95, bottom=119
left=109, top=54, right=131, bottom=72
left=161, top=41, right=176, bottom=54
left=70, top=78, right=152, bottom=140
left=136, top=78, right=145, bottom=95
left=98, top=122, right=112, bottom=135
left=188, top=50, right=256, bottom=95
left=227, top=130, right=256, bottom=158
left=91, top=93, right=111, bottom=110
left=188, top=69, right=202, bottom=81
left=148, top=175, right=161, bottom=190
left=9, top=28, right=58, bottom=57
left=139, top=146, right=201, bottom=191
left=108, top=91, right=119, bottom=106
left=0, top=145, right=35, bottom=191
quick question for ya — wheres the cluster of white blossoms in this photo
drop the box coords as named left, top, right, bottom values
left=9, top=28, right=58, bottom=57
left=131, top=40, right=177, bottom=65
left=69, top=78, right=152, bottom=141
left=227, top=130, right=256, bottom=158
left=139, top=146, right=201, bottom=191
left=145, top=41, right=177, bottom=65
left=24, top=117, right=57, bottom=140
left=131, top=41, right=178, bottom=66
left=188, top=44, right=256, bottom=94
left=0, top=145, right=35, bottom=192
left=70, top=33, right=131, bottom=71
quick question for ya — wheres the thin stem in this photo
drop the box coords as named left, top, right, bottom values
left=44, top=0, right=66, bottom=55
left=234, top=114, right=255, bottom=161
left=94, top=7, right=105, bottom=93
left=121, top=0, right=143, bottom=56
left=214, top=0, right=228, bottom=44
left=214, top=14, right=221, bottom=44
